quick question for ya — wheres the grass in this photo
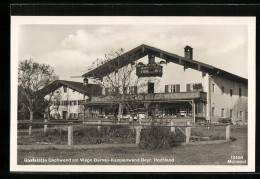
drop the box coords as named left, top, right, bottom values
left=17, top=125, right=247, bottom=165
left=191, top=126, right=226, bottom=141
left=18, top=126, right=136, bottom=145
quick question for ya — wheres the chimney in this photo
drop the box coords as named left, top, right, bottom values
left=148, top=54, right=155, bottom=64
left=184, top=46, right=193, bottom=60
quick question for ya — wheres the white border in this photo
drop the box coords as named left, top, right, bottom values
left=10, top=16, right=256, bottom=172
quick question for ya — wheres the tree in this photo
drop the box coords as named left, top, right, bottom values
left=18, top=85, right=48, bottom=120
left=87, top=49, right=158, bottom=121
left=18, top=59, right=58, bottom=122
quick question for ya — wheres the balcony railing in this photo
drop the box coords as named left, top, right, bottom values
left=88, top=91, right=207, bottom=103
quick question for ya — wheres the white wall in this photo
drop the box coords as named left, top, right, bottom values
left=45, top=86, right=87, bottom=119
left=210, top=75, right=248, bottom=123
left=102, top=55, right=207, bottom=94
left=100, top=55, right=248, bottom=123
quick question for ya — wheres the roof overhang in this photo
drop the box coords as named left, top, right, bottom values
left=82, top=44, right=247, bottom=85
left=37, top=80, right=97, bottom=97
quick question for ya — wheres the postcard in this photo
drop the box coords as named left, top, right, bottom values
left=10, top=16, right=255, bottom=172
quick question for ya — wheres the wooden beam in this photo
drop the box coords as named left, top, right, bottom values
left=179, top=58, right=182, bottom=64
left=160, top=51, right=163, bottom=58
left=198, top=64, right=201, bottom=71
left=142, top=46, right=145, bottom=52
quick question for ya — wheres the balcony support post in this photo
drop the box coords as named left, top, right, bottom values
left=192, top=99, right=195, bottom=124
left=118, top=102, right=122, bottom=121
left=83, top=104, right=85, bottom=121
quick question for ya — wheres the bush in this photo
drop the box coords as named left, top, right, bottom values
left=73, top=126, right=136, bottom=144
left=218, top=118, right=232, bottom=124
left=139, top=126, right=185, bottom=150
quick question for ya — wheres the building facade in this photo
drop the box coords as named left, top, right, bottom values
left=43, top=80, right=102, bottom=119
left=82, top=44, right=248, bottom=124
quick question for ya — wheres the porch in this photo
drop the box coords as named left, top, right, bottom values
left=83, top=91, right=207, bottom=124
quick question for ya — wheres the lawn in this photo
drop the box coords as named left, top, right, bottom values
left=18, top=126, right=136, bottom=145
left=17, top=125, right=247, bottom=165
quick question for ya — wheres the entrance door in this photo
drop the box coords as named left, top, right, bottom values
left=148, top=83, right=154, bottom=93
left=62, top=111, right=67, bottom=119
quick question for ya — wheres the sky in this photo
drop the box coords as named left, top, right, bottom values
left=18, top=24, right=248, bottom=81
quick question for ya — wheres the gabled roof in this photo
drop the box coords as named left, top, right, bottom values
left=38, top=80, right=102, bottom=97
left=82, top=44, right=247, bottom=85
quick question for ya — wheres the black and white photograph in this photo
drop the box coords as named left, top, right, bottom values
left=10, top=16, right=255, bottom=172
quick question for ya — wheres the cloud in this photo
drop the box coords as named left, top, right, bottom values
left=20, top=25, right=248, bottom=80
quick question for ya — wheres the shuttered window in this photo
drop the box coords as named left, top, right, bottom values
left=165, top=85, right=169, bottom=93
left=166, top=84, right=180, bottom=93
left=212, top=107, right=215, bottom=116
left=176, top=84, right=180, bottom=92
left=186, top=84, right=191, bottom=92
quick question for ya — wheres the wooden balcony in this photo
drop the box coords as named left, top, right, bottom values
left=87, top=91, right=207, bottom=104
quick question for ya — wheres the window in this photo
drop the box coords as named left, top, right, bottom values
left=61, top=101, right=68, bottom=106
left=239, top=87, right=242, bottom=98
left=54, top=101, right=60, bottom=106
left=221, top=108, right=225, bottom=117
left=166, top=84, right=180, bottom=93
left=240, top=110, right=243, bottom=119
left=78, top=100, right=85, bottom=105
left=211, top=84, right=215, bottom=93
left=169, top=85, right=180, bottom=93
left=221, top=86, right=224, bottom=94
left=212, top=107, right=215, bottom=116
left=230, top=89, right=233, bottom=96
left=170, top=85, right=176, bottom=92
left=193, top=83, right=203, bottom=91
left=186, top=83, right=202, bottom=92
left=230, top=109, right=233, bottom=118
left=123, top=87, right=127, bottom=94
left=129, top=86, right=137, bottom=94
left=69, top=100, right=77, bottom=105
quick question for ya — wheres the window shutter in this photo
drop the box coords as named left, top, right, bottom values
left=134, top=86, right=137, bottom=94
left=105, top=88, right=109, bottom=95
left=186, top=84, right=191, bottom=92
left=123, top=87, right=127, bottom=94
left=165, top=85, right=169, bottom=93
left=176, top=84, right=180, bottom=92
